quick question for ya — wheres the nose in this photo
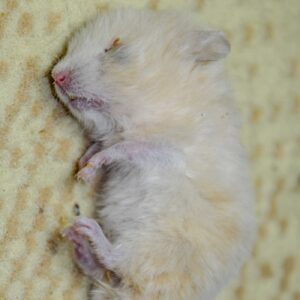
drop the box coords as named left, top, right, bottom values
left=52, top=70, right=71, bottom=86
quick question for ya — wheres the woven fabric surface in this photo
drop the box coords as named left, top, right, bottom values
left=0, top=1, right=299, bottom=299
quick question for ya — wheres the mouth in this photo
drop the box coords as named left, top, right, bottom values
left=54, top=83, right=104, bottom=111
left=69, top=97, right=104, bottom=110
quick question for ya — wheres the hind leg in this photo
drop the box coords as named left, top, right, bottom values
left=64, top=217, right=120, bottom=285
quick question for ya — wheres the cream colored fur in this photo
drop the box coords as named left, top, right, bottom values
left=52, top=8, right=255, bottom=300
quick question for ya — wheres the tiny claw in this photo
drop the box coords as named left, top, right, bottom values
left=76, top=165, right=97, bottom=183
left=63, top=227, right=75, bottom=240
left=62, top=227, right=69, bottom=237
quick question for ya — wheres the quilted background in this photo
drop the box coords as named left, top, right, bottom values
left=0, top=0, right=299, bottom=299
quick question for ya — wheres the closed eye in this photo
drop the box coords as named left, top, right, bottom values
left=104, top=37, right=121, bottom=53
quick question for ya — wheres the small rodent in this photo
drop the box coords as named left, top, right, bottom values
left=52, top=8, right=256, bottom=300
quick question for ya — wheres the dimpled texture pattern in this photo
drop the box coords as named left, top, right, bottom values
left=0, top=1, right=299, bottom=300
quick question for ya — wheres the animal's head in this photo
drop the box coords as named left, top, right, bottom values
left=52, top=9, right=230, bottom=140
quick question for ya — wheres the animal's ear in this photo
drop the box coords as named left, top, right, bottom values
left=182, top=31, right=230, bottom=62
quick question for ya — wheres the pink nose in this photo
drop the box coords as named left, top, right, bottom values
left=53, top=70, right=70, bottom=86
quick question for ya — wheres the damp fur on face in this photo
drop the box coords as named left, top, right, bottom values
left=52, top=8, right=256, bottom=300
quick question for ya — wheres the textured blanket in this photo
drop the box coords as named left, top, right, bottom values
left=0, top=0, right=299, bottom=299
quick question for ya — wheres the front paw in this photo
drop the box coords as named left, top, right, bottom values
left=76, top=151, right=112, bottom=183
left=78, top=155, right=91, bottom=170
left=76, top=164, right=97, bottom=183
left=78, top=142, right=102, bottom=169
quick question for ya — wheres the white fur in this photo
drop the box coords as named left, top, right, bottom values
left=53, top=8, right=256, bottom=300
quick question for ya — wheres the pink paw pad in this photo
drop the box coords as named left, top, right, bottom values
left=76, top=164, right=97, bottom=183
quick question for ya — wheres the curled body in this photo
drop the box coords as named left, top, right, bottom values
left=52, top=8, right=256, bottom=300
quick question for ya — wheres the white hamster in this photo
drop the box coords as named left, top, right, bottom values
left=52, top=8, right=256, bottom=300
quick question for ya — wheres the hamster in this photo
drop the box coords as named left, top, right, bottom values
left=52, top=8, right=256, bottom=300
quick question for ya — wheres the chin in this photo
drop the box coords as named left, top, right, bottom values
left=53, top=83, right=69, bottom=103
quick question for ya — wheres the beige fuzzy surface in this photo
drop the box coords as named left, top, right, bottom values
left=0, top=0, right=299, bottom=299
